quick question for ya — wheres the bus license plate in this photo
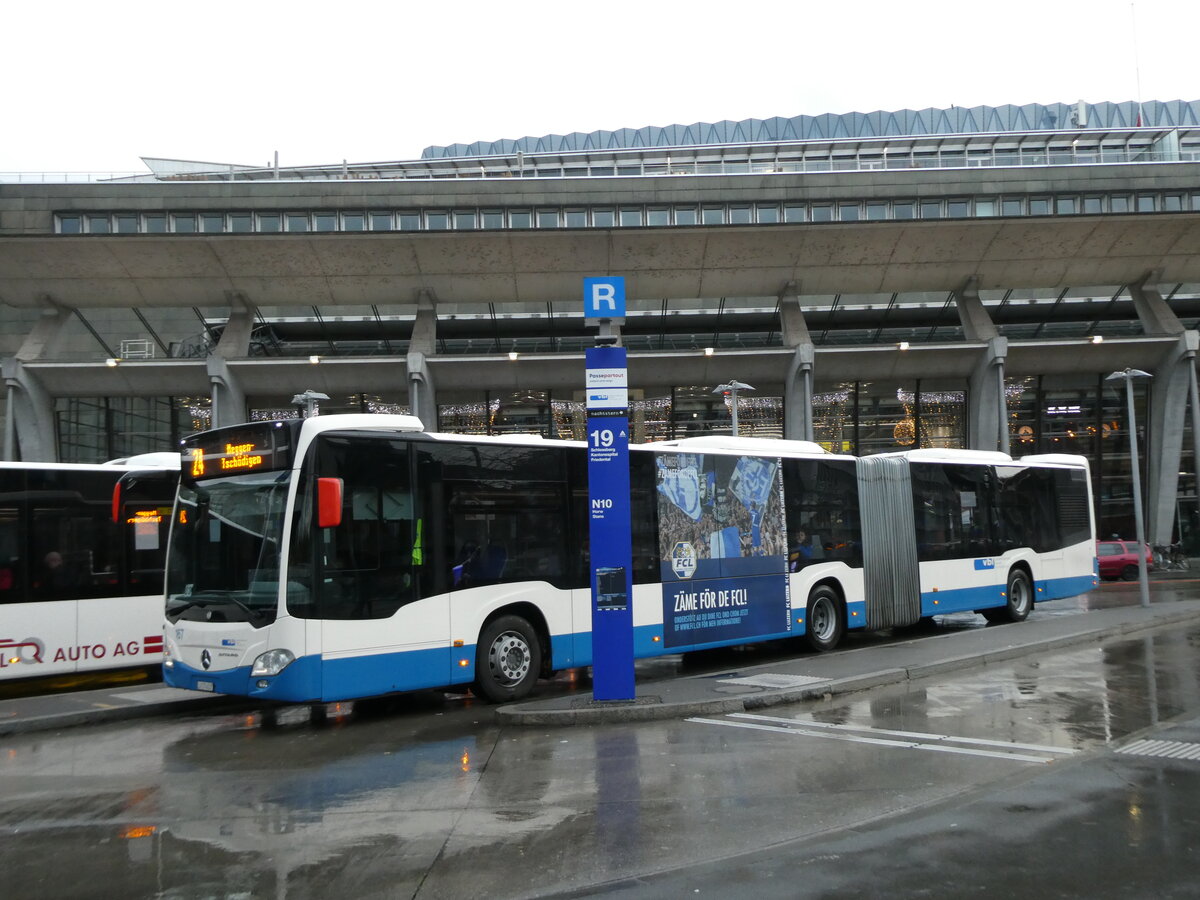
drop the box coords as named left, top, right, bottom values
left=196, top=680, right=215, bottom=692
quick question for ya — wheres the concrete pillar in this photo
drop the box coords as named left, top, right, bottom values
left=1, top=301, right=75, bottom=460
left=1, top=358, right=58, bottom=461
left=954, top=278, right=1008, bottom=453
left=406, top=351, right=437, bottom=430
left=17, top=302, right=75, bottom=360
left=778, top=284, right=815, bottom=442
left=1128, top=270, right=1184, bottom=336
left=215, top=294, right=256, bottom=355
left=406, top=290, right=438, bottom=430
left=1145, top=331, right=1197, bottom=545
left=953, top=276, right=998, bottom=342
left=967, top=337, right=1009, bottom=453
left=206, top=356, right=246, bottom=428
left=205, top=295, right=253, bottom=427
left=784, top=346, right=815, bottom=442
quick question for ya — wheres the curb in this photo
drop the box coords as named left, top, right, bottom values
left=496, top=605, right=1200, bottom=727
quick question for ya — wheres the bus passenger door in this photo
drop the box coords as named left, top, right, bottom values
left=312, top=436, right=445, bottom=698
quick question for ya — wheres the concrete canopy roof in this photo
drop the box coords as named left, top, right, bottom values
left=2, top=216, right=1199, bottom=311
left=16, top=334, right=1181, bottom=400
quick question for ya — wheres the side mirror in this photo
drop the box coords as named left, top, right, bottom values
left=317, top=477, right=343, bottom=528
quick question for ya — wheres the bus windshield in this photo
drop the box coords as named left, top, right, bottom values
left=166, top=469, right=293, bottom=626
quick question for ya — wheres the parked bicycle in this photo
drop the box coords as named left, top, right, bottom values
left=1153, top=543, right=1191, bottom=571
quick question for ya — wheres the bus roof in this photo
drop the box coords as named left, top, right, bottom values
left=644, top=435, right=837, bottom=457
left=0, top=459, right=177, bottom=473
left=876, top=448, right=1090, bottom=469
left=300, top=413, right=425, bottom=435
left=104, top=451, right=181, bottom=468
left=874, top=448, right=1014, bottom=464
left=1016, top=452, right=1091, bottom=468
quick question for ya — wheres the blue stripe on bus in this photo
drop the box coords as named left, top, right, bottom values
left=1039, top=573, right=1098, bottom=600
left=166, top=571, right=1100, bottom=703
left=164, top=648, right=469, bottom=704
left=918, top=572, right=1099, bottom=616
left=163, top=654, right=323, bottom=701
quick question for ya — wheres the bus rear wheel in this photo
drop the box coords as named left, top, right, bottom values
left=983, top=568, right=1032, bottom=624
left=474, top=615, right=542, bottom=703
left=802, top=585, right=845, bottom=652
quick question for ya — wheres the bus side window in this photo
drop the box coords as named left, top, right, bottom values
left=629, top=452, right=659, bottom=584
left=782, top=458, right=862, bottom=570
left=0, top=505, right=22, bottom=602
left=28, top=470, right=122, bottom=600
left=428, top=442, right=569, bottom=591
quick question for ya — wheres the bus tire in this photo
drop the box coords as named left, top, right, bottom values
left=474, top=615, right=542, bottom=703
left=983, top=568, right=1033, bottom=624
left=802, top=585, right=845, bottom=652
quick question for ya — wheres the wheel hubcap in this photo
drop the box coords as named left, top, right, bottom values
left=1012, top=578, right=1030, bottom=613
left=811, top=597, right=834, bottom=640
left=489, top=631, right=531, bottom=685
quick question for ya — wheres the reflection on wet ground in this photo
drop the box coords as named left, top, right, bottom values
left=2, top=583, right=1200, bottom=898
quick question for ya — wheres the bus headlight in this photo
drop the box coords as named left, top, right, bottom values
left=251, top=649, right=295, bottom=677
left=162, top=641, right=174, bottom=670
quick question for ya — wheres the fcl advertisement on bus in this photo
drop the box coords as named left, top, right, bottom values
left=657, top=453, right=791, bottom=647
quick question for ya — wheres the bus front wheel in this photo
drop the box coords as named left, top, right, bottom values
left=983, top=568, right=1033, bottom=624
left=802, top=585, right=845, bottom=652
left=474, top=615, right=542, bottom=703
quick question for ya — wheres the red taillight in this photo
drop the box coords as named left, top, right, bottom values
left=111, top=482, right=122, bottom=523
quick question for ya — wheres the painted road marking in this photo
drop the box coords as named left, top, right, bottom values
left=1117, top=739, right=1200, bottom=761
left=686, top=713, right=1078, bottom=764
left=717, top=674, right=829, bottom=690
left=733, top=714, right=1078, bottom=755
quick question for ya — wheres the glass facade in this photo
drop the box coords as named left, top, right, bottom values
left=438, top=387, right=781, bottom=443
left=1006, top=374, right=1152, bottom=543
left=59, top=187, right=1200, bottom=236
left=56, top=396, right=210, bottom=463
left=811, top=381, right=966, bottom=456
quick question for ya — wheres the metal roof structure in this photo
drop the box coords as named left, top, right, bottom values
left=421, top=100, right=1200, bottom=157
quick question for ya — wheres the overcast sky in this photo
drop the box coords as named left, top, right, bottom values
left=5, top=0, right=1198, bottom=174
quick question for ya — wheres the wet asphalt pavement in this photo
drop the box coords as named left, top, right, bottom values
left=3, top=579, right=1200, bottom=898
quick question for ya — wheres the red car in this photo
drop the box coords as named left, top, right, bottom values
left=1096, top=540, right=1154, bottom=581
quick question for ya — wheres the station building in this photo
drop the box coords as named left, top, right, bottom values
left=1, top=100, right=1199, bottom=544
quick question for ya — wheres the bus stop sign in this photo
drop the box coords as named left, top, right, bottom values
left=585, top=343, right=635, bottom=702
left=584, top=277, right=626, bottom=320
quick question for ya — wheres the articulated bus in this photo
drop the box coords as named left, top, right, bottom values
left=0, top=456, right=179, bottom=682
left=162, top=414, right=1097, bottom=704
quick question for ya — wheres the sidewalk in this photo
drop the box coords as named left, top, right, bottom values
left=497, top=592, right=1200, bottom=726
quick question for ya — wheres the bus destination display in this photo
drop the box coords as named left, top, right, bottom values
left=184, top=424, right=292, bottom=481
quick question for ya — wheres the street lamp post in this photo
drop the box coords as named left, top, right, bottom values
left=291, top=389, right=330, bottom=418
left=1106, top=368, right=1153, bottom=608
left=713, top=380, right=755, bottom=436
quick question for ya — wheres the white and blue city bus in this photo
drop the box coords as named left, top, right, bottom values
left=161, top=415, right=1097, bottom=704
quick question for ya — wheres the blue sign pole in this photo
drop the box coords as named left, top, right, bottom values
left=584, top=277, right=635, bottom=701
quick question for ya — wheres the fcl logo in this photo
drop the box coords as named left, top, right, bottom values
left=670, top=541, right=697, bottom=580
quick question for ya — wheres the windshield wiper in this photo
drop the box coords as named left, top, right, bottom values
left=168, top=591, right=268, bottom=624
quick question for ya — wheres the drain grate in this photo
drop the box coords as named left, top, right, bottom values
left=717, top=674, right=829, bottom=690
left=1116, top=739, right=1200, bottom=760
